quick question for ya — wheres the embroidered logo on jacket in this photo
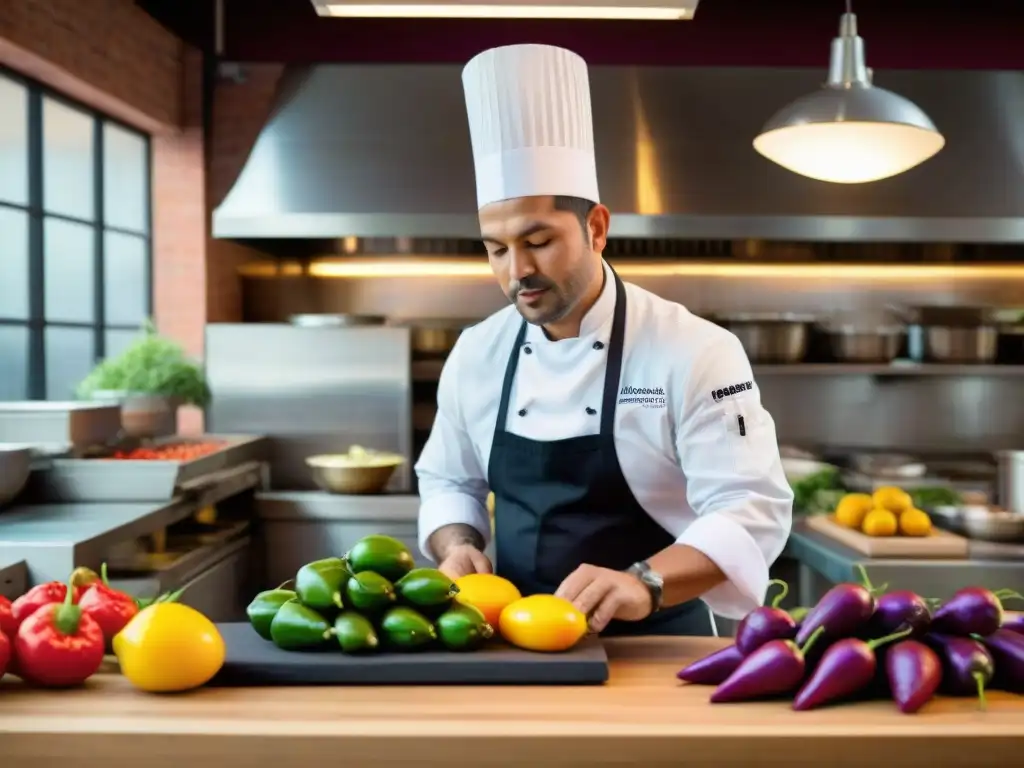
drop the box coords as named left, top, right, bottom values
left=618, top=385, right=667, bottom=409
left=711, top=381, right=754, bottom=402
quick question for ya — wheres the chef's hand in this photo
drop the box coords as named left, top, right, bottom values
left=437, top=544, right=493, bottom=580
left=556, top=564, right=653, bottom=633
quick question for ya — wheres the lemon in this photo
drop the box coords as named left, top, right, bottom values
left=872, top=486, right=913, bottom=515
left=114, top=602, right=225, bottom=692
left=862, top=508, right=898, bottom=537
left=834, top=493, right=874, bottom=529
left=899, top=508, right=932, bottom=537
left=455, top=573, right=522, bottom=628
left=498, top=594, right=587, bottom=653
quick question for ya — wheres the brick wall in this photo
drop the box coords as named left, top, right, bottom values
left=0, top=1, right=283, bottom=432
left=207, top=63, right=285, bottom=325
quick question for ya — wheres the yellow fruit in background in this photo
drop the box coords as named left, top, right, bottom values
left=872, top=486, right=913, bottom=515
left=834, top=493, right=874, bottom=529
left=455, top=573, right=522, bottom=628
left=499, top=594, right=588, bottom=653
left=862, top=508, right=898, bottom=537
left=899, top=508, right=933, bottom=537
left=486, top=491, right=495, bottom=515
left=113, top=602, right=225, bottom=692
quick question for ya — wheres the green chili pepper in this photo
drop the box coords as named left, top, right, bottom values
left=246, top=588, right=298, bottom=640
left=269, top=600, right=333, bottom=650
left=295, top=557, right=350, bottom=612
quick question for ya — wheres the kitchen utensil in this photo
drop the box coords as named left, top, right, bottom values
left=289, top=314, right=387, bottom=328
left=997, top=451, right=1024, bottom=513
left=917, top=326, right=999, bottom=364
left=821, top=324, right=905, bottom=363
left=710, top=313, right=813, bottom=364
left=0, top=402, right=122, bottom=451
left=208, top=623, right=609, bottom=686
left=849, top=453, right=927, bottom=479
left=960, top=505, right=1024, bottom=543
left=0, top=445, right=32, bottom=508
left=804, top=515, right=968, bottom=559
left=306, top=446, right=406, bottom=494
left=404, top=319, right=478, bottom=358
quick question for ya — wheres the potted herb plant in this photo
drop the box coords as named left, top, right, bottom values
left=76, top=320, right=210, bottom=438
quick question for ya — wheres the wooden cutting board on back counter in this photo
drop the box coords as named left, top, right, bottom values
left=805, top=514, right=969, bottom=558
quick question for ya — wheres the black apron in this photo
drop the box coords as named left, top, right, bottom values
left=486, top=268, right=712, bottom=637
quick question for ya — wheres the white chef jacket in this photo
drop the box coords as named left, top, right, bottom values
left=415, top=260, right=793, bottom=620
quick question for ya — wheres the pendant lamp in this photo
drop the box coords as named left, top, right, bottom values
left=310, top=0, right=699, bottom=19
left=753, top=5, right=945, bottom=184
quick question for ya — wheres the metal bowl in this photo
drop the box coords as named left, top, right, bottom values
left=823, top=325, right=905, bottom=363
left=711, top=313, right=814, bottom=364
left=960, top=506, right=1024, bottom=543
left=0, top=445, right=32, bottom=508
left=912, top=325, right=999, bottom=364
left=306, top=448, right=406, bottom=494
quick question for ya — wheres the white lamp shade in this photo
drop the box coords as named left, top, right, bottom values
left=753, top=84, right=945, bottom=184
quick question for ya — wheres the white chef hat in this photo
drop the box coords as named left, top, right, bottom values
left=462, top=44, right=600, bottom=210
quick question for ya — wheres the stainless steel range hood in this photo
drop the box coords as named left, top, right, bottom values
left=213, top=65, right=1024, bottom=243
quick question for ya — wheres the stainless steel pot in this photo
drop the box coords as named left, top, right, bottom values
left=712, top=313, right=813, bottom=364
left=919, top=326, right=999, bottom=364
left=405, top=319, right=479, bottom=358
left=823, top=325, right=905, bottom=363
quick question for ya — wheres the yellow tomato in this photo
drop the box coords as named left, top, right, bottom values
left=899, top=507, right=932, bottom=537
left=498, top=594, right=588, bottom=653
left=861, top=508, right=898, bottom=537
left=872, top=486, right=913, bottom=515
left=114, top=602, right=225, bottom=692
left=455, top=573, right=522, bottom=628
left=834, top=493, right=874, bottom=529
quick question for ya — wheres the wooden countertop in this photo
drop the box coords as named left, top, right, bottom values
left=1, top=637, right=1021, bottom=767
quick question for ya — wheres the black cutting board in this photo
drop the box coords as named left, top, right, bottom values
left=210, top=623, right=609, bottom=686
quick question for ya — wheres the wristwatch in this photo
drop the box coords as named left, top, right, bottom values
left=626, top=560, right=664, bottom=615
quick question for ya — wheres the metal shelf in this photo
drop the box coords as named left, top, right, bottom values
left=412, top=359, right=1024, bottom=381
left=752, top=363, right=1024, bottom=376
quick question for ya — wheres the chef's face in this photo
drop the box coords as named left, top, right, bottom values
left=479, top=196, right=609, bottom=327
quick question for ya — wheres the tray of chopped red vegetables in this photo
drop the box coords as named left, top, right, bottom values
left=110, top=441, right=226, bottom=462
left=26, top=435, right=268, bottom=503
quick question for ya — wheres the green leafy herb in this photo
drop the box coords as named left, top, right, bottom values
left=790, top=467, right=845, bottom=515
left=76, top=319, right=210, bottom=407
left=909, top=486, right=962, bottom=510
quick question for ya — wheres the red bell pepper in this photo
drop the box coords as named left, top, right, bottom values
left=15, top=579, right=105, bottom=687
left=11, top=581, right=88, bottom=628
left=78, top=563, right=138, bottom=642
left=0, top=626, right=10, bottom=678
left=0, top=595, right=15, bottom=639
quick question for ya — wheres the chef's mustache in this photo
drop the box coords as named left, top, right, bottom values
left=510, top=275, right=555, bottom=299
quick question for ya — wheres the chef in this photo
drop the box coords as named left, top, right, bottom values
left=415, top=43, right=793, bottom=636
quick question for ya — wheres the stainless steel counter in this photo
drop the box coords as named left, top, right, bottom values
left=256, top=490, right=419, bottom=521
left=0, top=499, right=197, bottom=585
left=0, top=556, right=27, bottom=600
left=785, top=520, right=1024, bottom=605
left=254, top=491, right=496, bottom=589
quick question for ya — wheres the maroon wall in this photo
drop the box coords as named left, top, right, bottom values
left=214, top=0, right=1024, bottom=69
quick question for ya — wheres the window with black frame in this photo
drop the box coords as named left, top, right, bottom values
left=0, top=68, right=152, bottom=402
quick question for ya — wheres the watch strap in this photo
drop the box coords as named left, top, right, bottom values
left=627, top=560, right=664, bottom=614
